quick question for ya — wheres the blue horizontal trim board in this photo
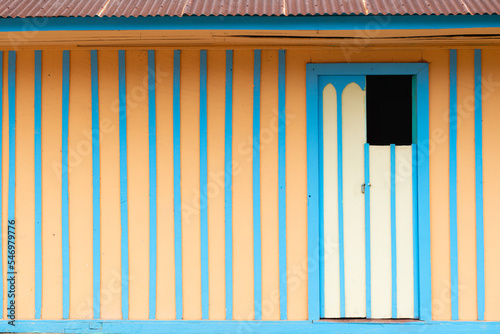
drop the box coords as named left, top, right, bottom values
left=1, top=15, right=500, bottom=32
left=3, top=320, right=500, bottom=334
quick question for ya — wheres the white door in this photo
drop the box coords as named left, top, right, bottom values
left=321, top=76, right=416, bottom=319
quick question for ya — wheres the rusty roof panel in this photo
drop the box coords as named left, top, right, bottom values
left=0, top=0, right=498, bottom=18
left=184, top=0, right=286, bottom=16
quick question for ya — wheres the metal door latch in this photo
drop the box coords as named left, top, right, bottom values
left=361, top=183, right=371, bottom=194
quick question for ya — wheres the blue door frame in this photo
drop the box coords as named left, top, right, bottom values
left=306, top=63, right=431, bottom=321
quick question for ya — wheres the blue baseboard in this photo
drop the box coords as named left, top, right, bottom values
left=1, top=320, right=499, bottom=333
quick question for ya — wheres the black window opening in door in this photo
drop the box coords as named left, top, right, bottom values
left=366, top=75, right=414, bottom=146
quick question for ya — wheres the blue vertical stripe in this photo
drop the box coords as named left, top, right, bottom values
left=306, top=69, right=320, bottom=321
left=118, top=50, right=129, bottom=320
left=173, top=50, right=183, bottom=320
left=90, top=50, right=101, bottom=319
left=0, top=51, right=3, bottom=321
left=474, top=49, right=485, bottom=321
left=7, top=51, right=16, bottom=319
left=148, top=50, right=157, bottom=320
left=199, top=49, right=209, bottom=320
left=61, top=50, right=70, bottom=320
left=252, top=49, right=262, bottom=320
left=364, top=143, right=371, bottom=319
left=278, top=49, right=287, bottom=320
left=416, top=65, right=432, bottom=321
left=412, top=143, right=420, bottom=319
left=34, top=50, right=42, bottom=319
left=337, top=88, right=345, bottom=318
left=449, top=49, right=459, bottom=321
left=0, top=51, right=3, bottom=320
left=318, top=82, right=325, bottom=319
left=390, top=144, right=397, bottom=319
left=225, top=50, right=233, bottom=320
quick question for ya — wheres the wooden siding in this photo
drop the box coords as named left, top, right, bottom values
left=0, top=47, right=499, bottom=323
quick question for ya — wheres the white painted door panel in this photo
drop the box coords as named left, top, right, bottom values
left=323, top=83, right=341, bottom=318
left=395, top=146, right=414, bottom=318
left=369, top=146, right=392, bottom=319
left=342, top=83, right=366, bottom=318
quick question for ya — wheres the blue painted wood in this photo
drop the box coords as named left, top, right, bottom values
left=147, top=50, right=157, bottom=320
left=364, top=143, right=371, bottom=319
left=278, top=49, right=288, bottom=320
left=225, top=49, right=234, bottom=320
left=449, top=49, right=458, bottom=321
left=337, top=82, right=346, bottom=319
left=61, top=50, right=70, bottom=320
left=118, top=50, right=129, bottom=320
left=412, top=144, right=419, bottom=319
left=390, top=144, right=397, bottom=319
left=199, top=49, right=209, bottom=320
left=173, top=50, right=183, bottom=320
left=34, top=50, right=42, bottom=320
left=253, top=49, right=262, bottom=321
left=90, top=49, right=101, bottom=319
left=307, top=64, right=427, bottom=76
left=0, top=50, right=2, bottom=320
left=318, top=80, right=325, bottom=320
left=474, top=49, right=485, bottom=321
left=5, top=320, right=500, bottom=334
left=415, top=64, right=431, bottom=321
left=306, top=67, right=320, bottom=321
left=2, top=16, right=500, bottom=32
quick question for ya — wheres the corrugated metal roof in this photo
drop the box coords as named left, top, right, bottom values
left=0, top=0, right=498, bottom=18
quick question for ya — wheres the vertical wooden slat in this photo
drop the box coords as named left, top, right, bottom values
left=395, top=146, right=414, bottom=318
left=98, top=50, right=121, bottom=319
left=5, top=51, right=15, bottom=318
left=232, top=49, right=254, bottom=320
left=0, top=51, right=3, bottom=320
left=180, top=49, right=201, bottom=320
left=370, top=146, right=391, bottom=319
left=206, top=50, right=226, bottom=320
left=252, top=49, right=262, bottom=321
left=15, top=50, right=35, bottom=319
left=260, top=49, right=279, bottom=321
left=148, top=49, right=157, bottom=320
left=173, top=49, right=182, bottom=320
left=224, top=50, right=233, bottom=320
left=322, top=83, right=340, bottom=319
left=390, top=144, right=397, bottom=319
left=364, top=143, right=371, bottom=319
left=200, top=49, right=209, bottom=320
left=41, top=50, right=63, bottom=319
left=155, top=50, right=176, bottom=320
left=342, top=81, right=366, bottom=318
left=449, top=49, right=459, bottom=321
left=456, top=49, right=477, bottom=320
left=34, top=50, right=42, bottom=319
left=126, top=50, right=150, bottom=320
left=61, top=50, right=70, bottom=320
left=306, top=61, right=320, bottom=321
left=68, top=50, right=92, bottom=319
left=118, top=50, right=129, bottom=320
left=91, top=49, right=101, bottom=319
left=474, top=49, right=485, bottom=321
left=278, top=49, right=287, bottom=320
left=481, top=49, right=500, bottom=320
